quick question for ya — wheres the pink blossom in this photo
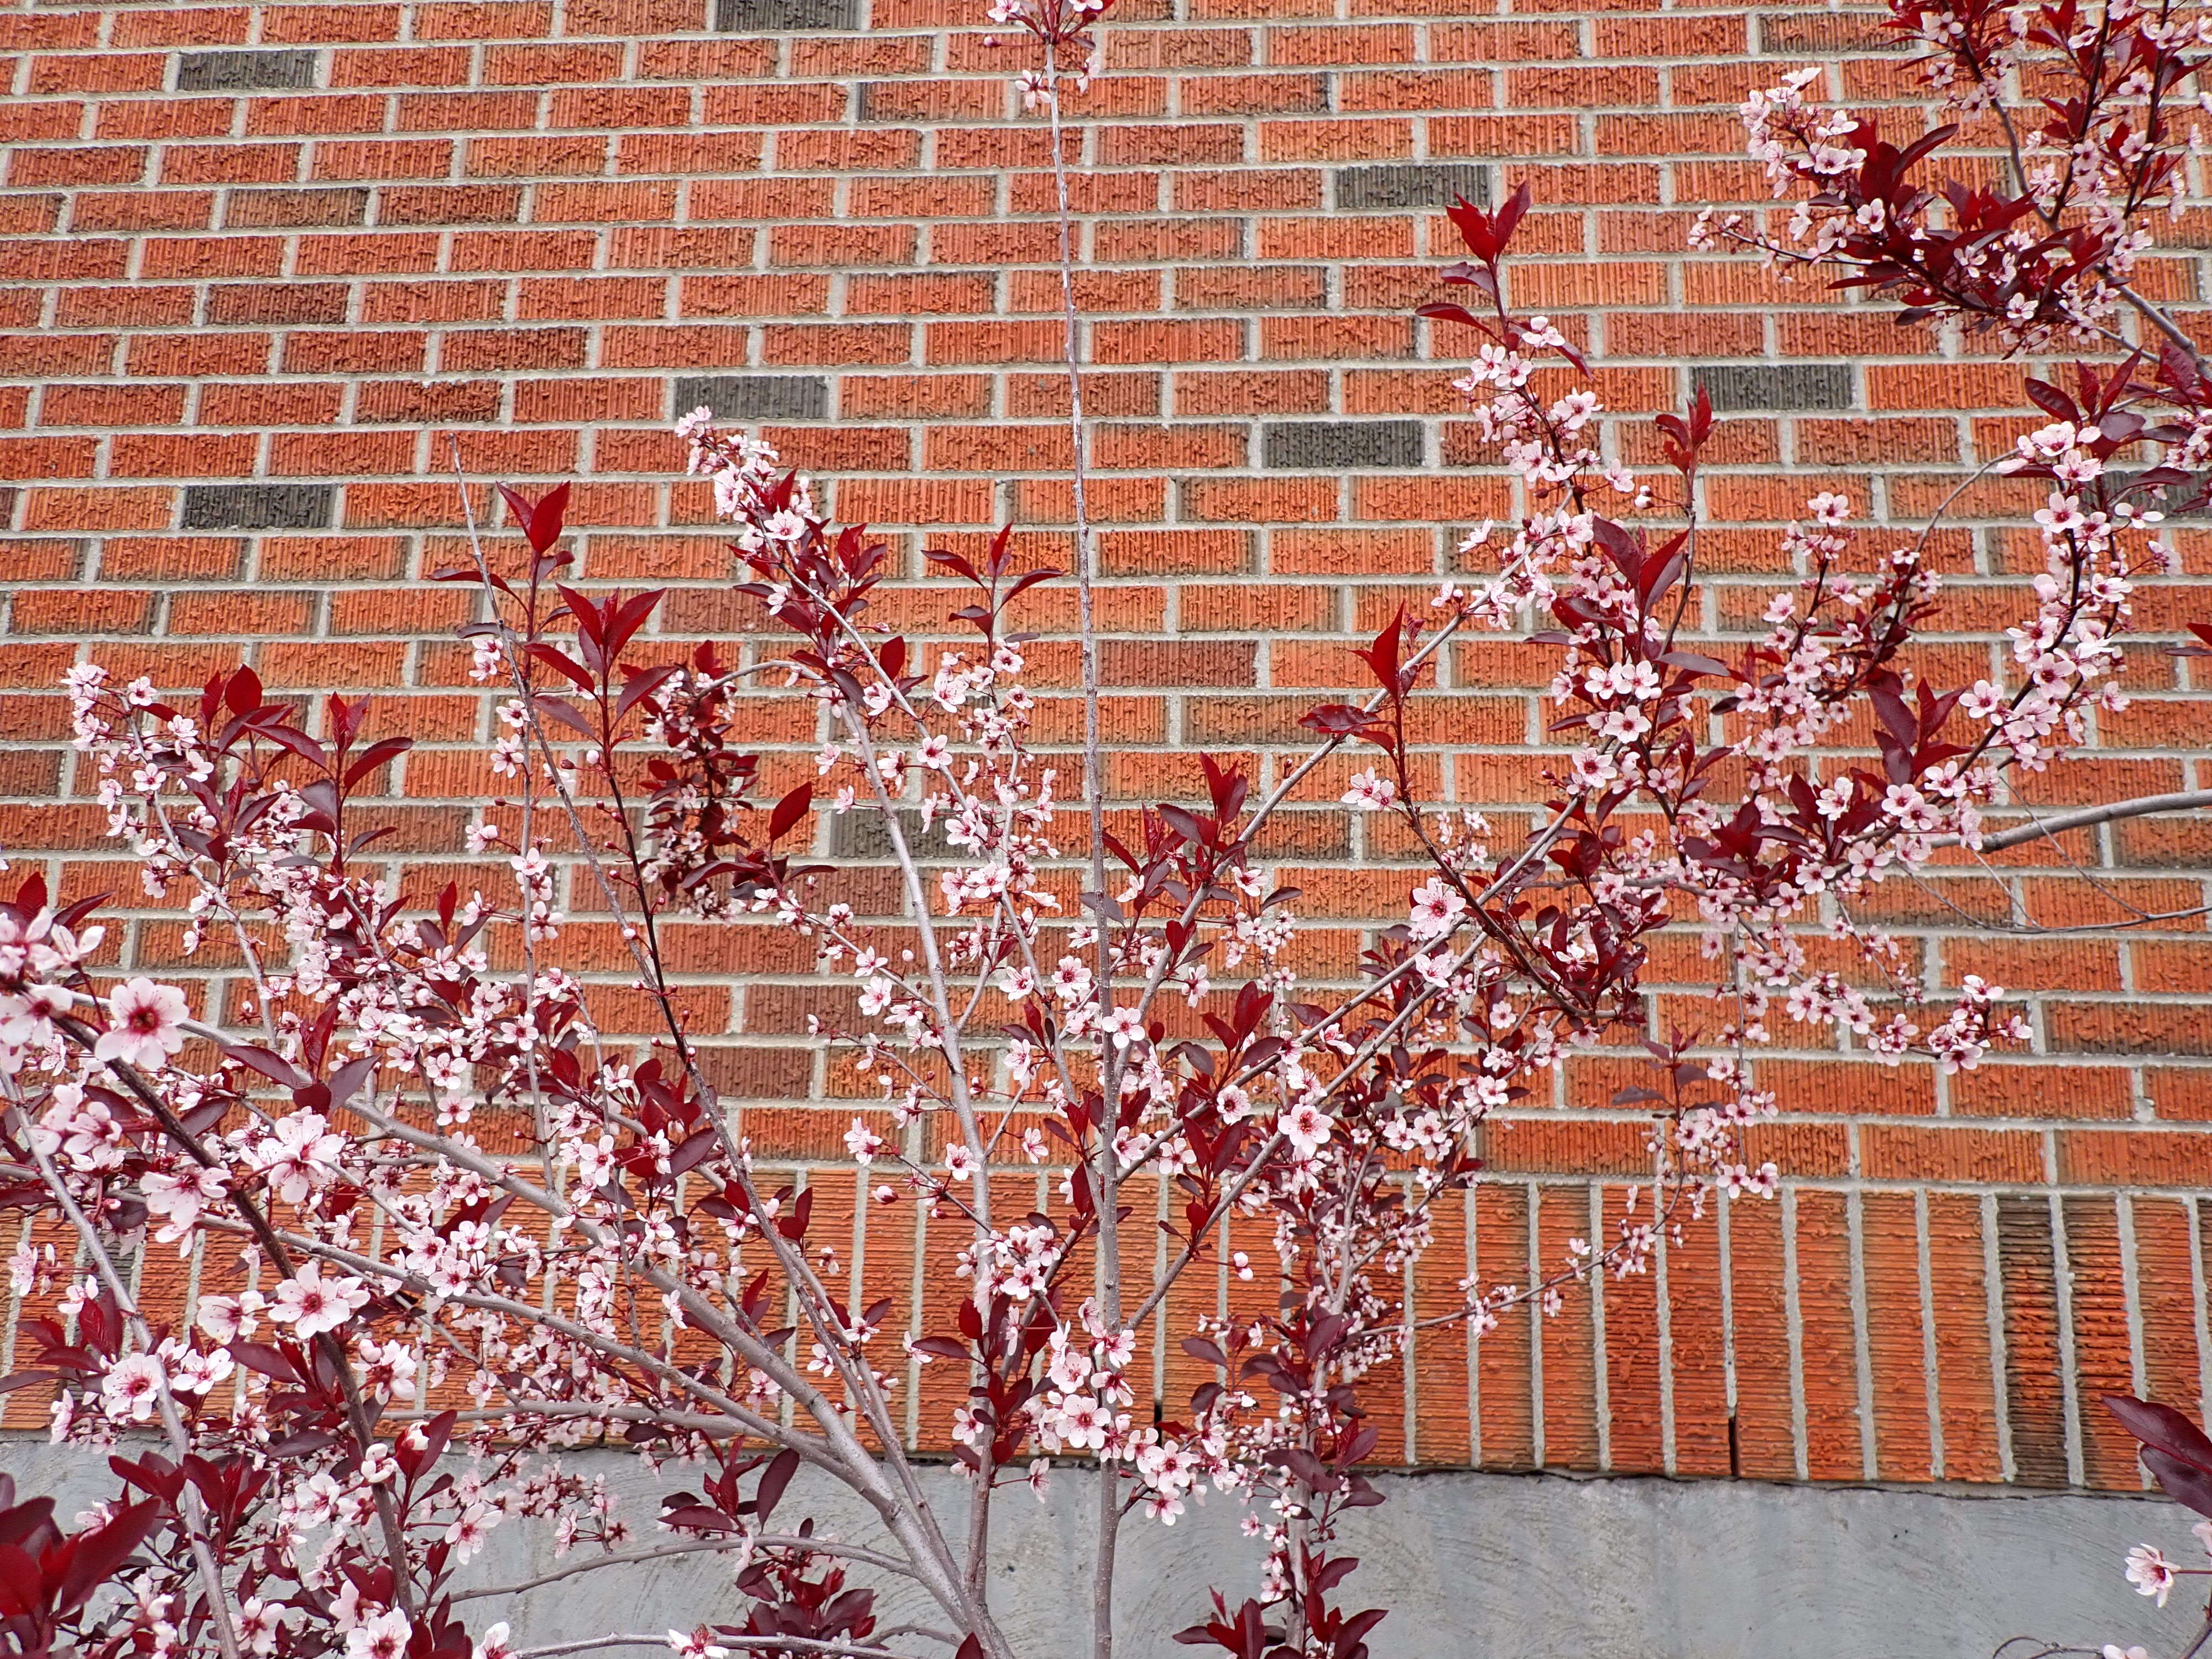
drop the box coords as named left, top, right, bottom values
left=1056, top=1394, right=1109, bottom=1451
left=1281, top=1101, right=1332, bottom=1156
left=142, top=1165, right=226, bottom=1248
left=1340, top=769, right=1395, bottom=810
left=98, top=1352, right=165, bottom=1423
left=195, top=1290, right=262, bottom=1342
left=344, top=1610, right=411, bottom=1659
left=354, top=1337, right=418, bottom=1400
left=1406, top=875, right=1467, bottom=941
left=2126, top=1544, right=2175, bottom=1606
left=268, top=1263, right=369, bottom=1339
left=237, top=1599, right=284, bottom=1657
left=92, top=977, right=191, bottom=1068
left=252, top=1111, right=344, bottom=1205
left=0, top=983, right=67, bottom=1048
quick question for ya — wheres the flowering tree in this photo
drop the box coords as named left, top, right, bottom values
left=5, top=1, right=2212, bottom=1658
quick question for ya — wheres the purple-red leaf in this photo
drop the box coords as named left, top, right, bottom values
left=2105, top=1393, right=2212, bottom=1475
left=768, top=782, right=812, bottom=843
left=2145, top=1448, right=2212, bottom=1519
left=498, top=481, right=570, bottom=556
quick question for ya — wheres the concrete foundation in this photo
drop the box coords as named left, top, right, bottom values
left=2, top=1439, right=2199, bottom=1658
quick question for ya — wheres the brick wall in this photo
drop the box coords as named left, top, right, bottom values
left=4, top=0, right=2211, bottom=1490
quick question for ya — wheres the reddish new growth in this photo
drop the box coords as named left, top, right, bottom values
left=3, top=4, right=2210, bottom=1659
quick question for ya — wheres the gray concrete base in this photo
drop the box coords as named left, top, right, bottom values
left=2, top=1439, right=2201, bottom=1658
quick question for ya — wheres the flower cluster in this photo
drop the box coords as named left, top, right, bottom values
left=1699, top=0, right=2204, bottom=356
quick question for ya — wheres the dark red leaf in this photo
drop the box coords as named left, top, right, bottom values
left=768, top=783, right=812, bottom=843
left=223, top=1044, right=312, bottom=1091
left=1298, top=704, right=1374, bottom=738
left=0, top=1542, right=45, bottom=1619
left=342, top=736, right=412, bottom=790
left=2105, top=1393, right=2212, bottom=1475
left=499, top=481, right=570, bottom=556
left=55, top=1499, right=159, bottom=1616
left=2145, top=1448, right=2212, bottom=1519
left=525, top=642, right=596, bottom=693
left=530, top=694, right=596, bottom=739
left=227, top=1343, right=300, bottom=1384
left=753, top=1448, right=799, bottom=1522
left=667, top=1126, right=721, bottom=1177
left=1414, top=302, right=1488, bottom=329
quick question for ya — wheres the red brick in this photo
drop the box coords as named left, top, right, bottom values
left=28, top=53, right=168, bottom=93
left=1536, top=1185, right=1599, bottom=1469
left=2059, top=1131, right=2212, bottom=1188
left=1861, top=1126, right=2044, bottom=1185
left=66, top=192, right=215, bottom=233
left=8, top=145, right=148, bottom=187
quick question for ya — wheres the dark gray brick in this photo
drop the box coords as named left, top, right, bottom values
left=1263, top=420, right=1424, bottom=471
left=675, top=374, right=830, bottom=421
left=2110, top=469, right=2210, bottom=520
left=1755, top=11, right=1905, bottom=54
left=714, top=0, right=859, bottom=29
left=1692, top=363, right=1855, bottom=412
left=175, top=48, right=319, bottom=91
left=830, top=807, right=952, bottom=863
left=180, top=483, right=334, bottom=531
left=1333, top=163, right=1491, bottom=213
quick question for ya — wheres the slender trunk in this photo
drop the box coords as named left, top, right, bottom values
left=1039, top=43, right=1123, bottom=1659
left=965, top=1447, right=994, bottom=1611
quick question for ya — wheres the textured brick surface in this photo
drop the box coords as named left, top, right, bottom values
left=1333, top=161, right=1493, bottom=211
left=715, top=0, right=859, bottom=30
left=1692, top=362, right=1855, bottom=411
left=179, top=480, right=336, bottom=528
left=3, top=0, right=2211, bottom=1491
left=173, top=48, right=320, bottom=90
left=674, top=371, right=831, bottom=419
left=1262, top=418, right=1423, bottom=468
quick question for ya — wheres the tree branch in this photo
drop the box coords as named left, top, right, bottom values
left=1949, top=789, right=2212, bottom=853
left=452, top=1534, right=917, bottom=1602
left=5, top=1097, right=244, bottom=1659
left=510, top=1636, right=920, bottom=1659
